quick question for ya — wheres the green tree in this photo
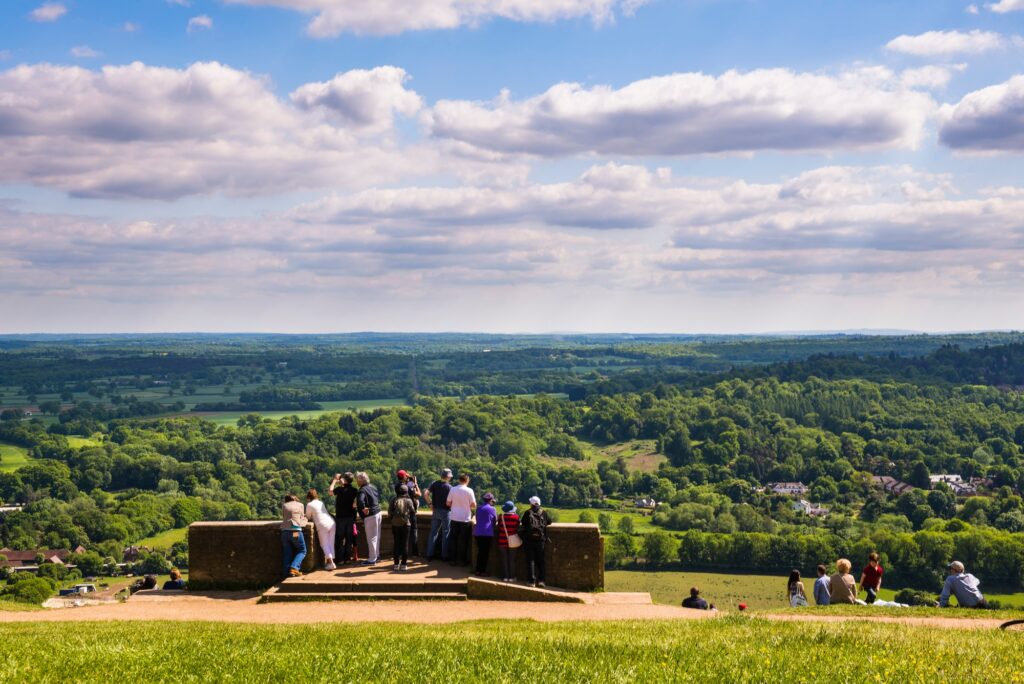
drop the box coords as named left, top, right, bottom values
left=577, top=510, right=596, bottom=524
left=618, top=516, right=635, bottom=535
left=642, top=530, right=676, bottom=567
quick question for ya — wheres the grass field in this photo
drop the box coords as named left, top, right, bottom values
left=65, top=436, right=102, bottom=449
left=194, top=399, right=409, bottom=426
left=546, top=507, right=657, bottom=533
left=0, top=443, right=32, bottom=473
left=607, top=570, right=1024, bottom=613
left=138, top=527, right=188, bottom=549
left=1, top=619, right=1022, bottom=682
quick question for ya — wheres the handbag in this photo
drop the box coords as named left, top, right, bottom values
left=502, top=515, right=523, bottom=549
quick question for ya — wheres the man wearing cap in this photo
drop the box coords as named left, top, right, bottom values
left=520, top=496, right=552, bottom=587
left=396, top=470, right=421, bottom=557
left=939, top=561, right=988, bottom=608
left=424, top=468, right=453, bottom=562
left=473, top=492, right=498, bottom=576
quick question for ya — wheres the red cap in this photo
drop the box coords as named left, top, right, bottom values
left=738, top=603, right=747, bottom=611
left=397, top=470, right=409, bottom=479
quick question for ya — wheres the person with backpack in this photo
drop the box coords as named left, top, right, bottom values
left=520, top=496, right=552, bottom=587
left=496, top=500, right=521, bottom=582
left=388, top=484, right=416, bottom=571
left=397, top=470, right=421, bottom=557
left=329, top=472, right=359, bottom=565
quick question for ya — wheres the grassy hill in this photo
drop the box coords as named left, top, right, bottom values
left=1, top=619, right=1020, bottom=682
left=0, top=443, right=32, bottom=473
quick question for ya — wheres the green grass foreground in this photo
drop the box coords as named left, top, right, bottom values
left=2, top=619, right=1023, bottom=682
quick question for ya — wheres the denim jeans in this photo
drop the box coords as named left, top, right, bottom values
left=427, top=509, right=451, bottom=560
left=281, top=528, right=306, bottom=577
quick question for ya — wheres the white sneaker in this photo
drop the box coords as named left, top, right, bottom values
left=325, top=561, right=337, bottom=571
left=399, top=564, right=408, bottom=571
left=393, top=564, right=400, bottom=571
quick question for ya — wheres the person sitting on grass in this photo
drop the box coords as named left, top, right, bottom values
left=787, top=569, right=808, bottom=607
left=859, top=551, right=883, bottom=604
left=829, top=558, right=858, bottom=604
left=813, top=564, right=831, bottom=606
left=388, top=484, right=416, bottom=572
left=281, top=494, right=308, bottom=578
left=681, top=586, right=710, bottom=610
left=162, top=568, right=186, bottom=590
left=939, top=561, right=989, bottom=609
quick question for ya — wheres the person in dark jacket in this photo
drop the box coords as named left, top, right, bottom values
left=397, top=470, right=421, bottom=556
left=682, top=587, right=710, bottom=610
left=330, top=472, right=359, bottom=564
left=162, top=568, right=186, bottom=590
left=389, top=484, right=417, bottom=571
left=355, top=472, right=382, bottom=565
left=424, top=468, right=453, bottom=562
left=520, top=496, right=552, bottom=587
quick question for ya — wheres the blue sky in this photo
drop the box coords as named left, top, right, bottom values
left=1, top=0, right=1023, bottom=333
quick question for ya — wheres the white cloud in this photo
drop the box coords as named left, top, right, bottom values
left=885, top=29, right=1009, bottom=56
left=70, top=45, right=101, bottom=59
left=989, top=0, right=1024, bottom=12
left=290, top=66, right=423, bottom=133
left=29, top=3, right=67, bottom=22
left=123, top=22, right=140, bottom=32
left=188, top=15, right=214, bottom=32
left=939, top=75, right=1024, bottom=152
left=967, top=3, right=980, bottom=13
left=0, top=62, right=435, bottom=199
left=427, top=68, right=936, bottom=156
left=223, top=0, right=649, bottom=37
left=900, top=64, right=966, bottom=89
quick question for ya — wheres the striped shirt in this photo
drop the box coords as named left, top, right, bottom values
left=496, top=513, right=520, bottom=548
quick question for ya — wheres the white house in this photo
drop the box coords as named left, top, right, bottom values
left=768, top=482, right=808, bottom=496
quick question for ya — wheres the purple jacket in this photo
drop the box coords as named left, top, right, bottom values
left=474, top=502, right=497, bottom=536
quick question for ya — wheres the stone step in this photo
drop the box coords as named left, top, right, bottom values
left=274, top=580, right=468, bottom=594
left=261, top=588, right=467, bottom=603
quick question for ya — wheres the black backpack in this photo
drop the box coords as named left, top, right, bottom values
left=524, top=508, right=548, bottom=539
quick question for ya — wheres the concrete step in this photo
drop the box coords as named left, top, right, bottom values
left=261, top=588, right=467, bottom=603
left=274, top=580, right=468, bottom=594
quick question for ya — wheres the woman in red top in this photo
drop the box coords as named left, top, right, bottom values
left=496, top=501, right=521, bottom=582
left=860, top=551, right=883, bottom=603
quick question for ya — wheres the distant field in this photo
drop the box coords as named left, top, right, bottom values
left=138, top=527, right=188, bottom=549
left=541, top=439, right=667, bottom=475
left=0, top=443, right=32, bottom=473
left=192, top=399, right=409, bottom=426
left=66, top=436, right=102, bottom=449
left=546, top=507, right=657, bottom=534
left=607, top=570, right=1024, bottom=611
left=2, top=619, right=1022, bottom=682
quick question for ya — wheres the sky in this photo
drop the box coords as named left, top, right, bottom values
left=1, top=0, right=1023, bottom=334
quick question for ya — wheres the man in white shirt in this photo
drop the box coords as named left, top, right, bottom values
left=446, top=474, right=476, bottom=566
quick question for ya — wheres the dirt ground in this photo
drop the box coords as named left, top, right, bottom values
left=0, top=593, right=1007, bottom=630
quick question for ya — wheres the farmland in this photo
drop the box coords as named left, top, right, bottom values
left=1, top=618, right=1022, bottom=683
left=0, top=443, right=32, bottom=473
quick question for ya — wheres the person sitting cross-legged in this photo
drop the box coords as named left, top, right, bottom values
left=681, top=587, right=710, bottom=610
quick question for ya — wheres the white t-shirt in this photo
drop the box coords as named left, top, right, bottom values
left=447, top=485, right=476, bottom=523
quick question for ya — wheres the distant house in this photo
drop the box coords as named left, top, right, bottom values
left=792, top=499, right=830, bottom=517
left=0, top=503, right=25, bottom=514
left=872, top=476, right=915, bottom=496
left=768, top=482, right=808, bottom=496
left=633, top=498, right=657, bottom=510
left=122, top=545, right=153, bottom=563
left=0, top=548, right=71, bottom=569
left=930, top=474, right=963, bottom=485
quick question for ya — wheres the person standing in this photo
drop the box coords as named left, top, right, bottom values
left=939, top=561, right=989, bottom=608
left=424, top=468, right=453, bottom=562
left=813, top=564, right=831, bottom=606
left=330, top=472, right=359, bottom=565
left=787, top=569, right=808, bottom=607
left=496, top=500, right=521, bottom=582
left=859, top=552, right=884, bottom=604
left=473, top=492, right=498, bottom=576
left=355, top=472, right=382, bottom=566
left=397, top=470, right=421, bottom=557
left=305, top=488, right=337, bottom=570
left=829, top=558, right=858, bottom=604
left=280, top=494, right=308, bottom=578
left=446, top=474, right=476, bottom=566
left=520, top=496, right=552, bottom=588
left=389, top=484, right=416, bottom=571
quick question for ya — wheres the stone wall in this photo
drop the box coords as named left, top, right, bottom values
left=188, top=515, right=603, bottom=591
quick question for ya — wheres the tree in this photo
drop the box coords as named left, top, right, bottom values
left=597, top=512, right=613, bottom=532
left=618, top=516, right=635, bottom=535
left=2, top=576, right=54, bottom=605
left=70, top=550, right=106, bottom=577
left=642, top=530, right=676, bottom=567
left=909, top=461, right=931, bottom=489
left=604, top=533, right=635, bottom=568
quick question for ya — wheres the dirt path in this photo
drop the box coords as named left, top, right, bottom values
left=0, top=594, right=714, bottom=625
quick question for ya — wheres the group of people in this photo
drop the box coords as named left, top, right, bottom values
left=681, top=554, right=989, bottom=611
left=279, top=468, right=554, bottom=587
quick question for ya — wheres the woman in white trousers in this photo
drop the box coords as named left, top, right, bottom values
left=305, top=488, right=337, bottom=570
left=355, top=471, right=383, bottom=565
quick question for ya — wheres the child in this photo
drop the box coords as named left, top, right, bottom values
left=388, top=484, right=416, bottom=571
left=860, top=552, right=883, bottom=604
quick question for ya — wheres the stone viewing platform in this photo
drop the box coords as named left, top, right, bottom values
left=188, top=513, right=604, bottom=601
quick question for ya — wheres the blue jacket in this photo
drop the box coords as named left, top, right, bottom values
left=813, top=575, right=831, bottom=606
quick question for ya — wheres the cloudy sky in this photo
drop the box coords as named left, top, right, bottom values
left=1, top=0, right=1023, bottom=334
